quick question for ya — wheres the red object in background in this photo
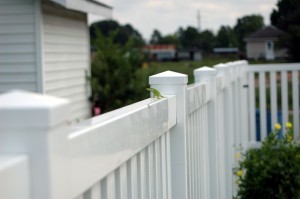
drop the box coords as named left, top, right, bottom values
left=94, top=107, right=101, bottom=116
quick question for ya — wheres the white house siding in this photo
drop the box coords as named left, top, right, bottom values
left=246, top=41, right=265, bottom=59
left=42, top=0, right=91, bottom=121
left=0, top=0, right=38, bottom=92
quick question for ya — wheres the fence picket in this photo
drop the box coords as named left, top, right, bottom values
left=148, top=143, right=155, bottom=199
left=130, top=156, right=138, bottom=199
left=249, top=72, right=256, bottom=142
left=161, top=134, right=168, bottom=199
left=119, top=164, right=128, bottom=199
left=107, top=172, right=116, bottom=199
left=292, top=71, right=299, bottom=139
left=270, top=71, right=278, bottom=129
left=155, top=139, right=162, bottom=199
left=166, top=131, right=172, bottom=199
left=281, top=71, right=289, bottom=133
left=91, top=182, right=101, bottom=199
left=259, top=72, right=267, bottom=140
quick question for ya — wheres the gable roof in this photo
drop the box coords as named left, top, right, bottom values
left=49, top=0, right=112, bottom=17
left=246, top=25, right=284, bottom=39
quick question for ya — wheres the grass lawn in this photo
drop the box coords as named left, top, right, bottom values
left=139, top=56, right=239, bottom=84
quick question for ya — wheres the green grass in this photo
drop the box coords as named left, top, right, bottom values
left=139, top=56, right=238, bottom=84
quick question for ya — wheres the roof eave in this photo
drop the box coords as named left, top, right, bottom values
left=245, top=37, right=278, bottom=42
left=49, top=0, right=112, bottom=17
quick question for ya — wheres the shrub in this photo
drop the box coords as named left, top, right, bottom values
left=90, top=30, right=148, bottom=113
left=235, top=123, right=300, bottom=199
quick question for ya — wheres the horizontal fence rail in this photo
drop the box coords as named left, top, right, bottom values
left=1, top=61, right=300, bottom=199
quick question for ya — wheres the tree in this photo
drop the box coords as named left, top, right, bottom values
left=160, top=34, right=180, bottom=46
left=90, top=30, right=146, bottom=113
left=180, top=26, right=200, bottom=48
left=199, top=30, right=216, bottom=52
left=90, top=20, right=144, bottom=47
left=150, top=29, right=163, bottom=44
left=234, top=14, right=264, bottom=51
left=216, top=25, right=237, bottom=47
left=271, top=0, right=300, bottom=61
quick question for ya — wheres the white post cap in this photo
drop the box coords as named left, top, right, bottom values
left=214, top=63, right=229, bottom=73
left=149, top=70, right=188, bottom=85
left=0, top=90, right=70, bottom=128
left=194, top=66, right=217, bottom=77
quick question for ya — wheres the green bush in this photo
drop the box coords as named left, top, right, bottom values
left=90, top=30, right=148, bottom=113
left=235, top=123, right=300, bottom=199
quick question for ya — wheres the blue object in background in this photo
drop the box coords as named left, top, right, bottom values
left=255, top=109, right=282, bottom=141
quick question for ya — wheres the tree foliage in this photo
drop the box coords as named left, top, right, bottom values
left=90, top=20, right=144, bottom=47
left=150, top=29, right=163, bottom=44
left=271, top=0, right=300, bottom=61
left=90, top=30, right=147, bottom=113
left=234, top=14, right=264, bottom=51
left=216, top=25, right=237, bottom=47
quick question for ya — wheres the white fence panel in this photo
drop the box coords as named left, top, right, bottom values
left=247, top=63, right=300, bottom=142
left=1, top=61, right=300, bottom=199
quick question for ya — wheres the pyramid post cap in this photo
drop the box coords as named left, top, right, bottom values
left=149, top=70, right=188, bottom=85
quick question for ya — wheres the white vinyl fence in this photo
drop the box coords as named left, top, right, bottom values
left=0, top=61, right=299, bottom=199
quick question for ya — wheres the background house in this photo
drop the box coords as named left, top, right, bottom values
left=0, top=0, right=112, bottom=121
left=245, top=25, right=287, bottom=60
left=143, top=45, right=176, bottom=61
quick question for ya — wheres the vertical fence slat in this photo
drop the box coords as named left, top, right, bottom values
left=292, top=71, right=299, bottom=139
left=187, top=113, right=192, bottom=199
left=75, top=194, right=84, bottom=199
left=119, top=164, right=128, bottom=199
left=161, top=134, right=168, bottom=199
left=249, top=72, right=256, bottom=143
left=148, top=143, right=155, bottom=199
left=166, top=131, right=172, bottom=199
left=190, top=111, right=194, bottom=199
left=270, top=71, right=278, bottom=129
left=281, top=71, right=289, bottom=133
left=204, top=104, right=210, bottom=199
left=130, top=156, right=138, bottom=199
left=195, top=111, right=200, bottom=199
left=155, top=139, right=162, bottom=199
left=194, top=112, right=198, bottom=199
left=100, top=178, right=108, bottom=199
left=107, top=172, right=116, bottom=199
left=139, top=149, right=147, bottom=199
left=240, top=63, right=250, bottom=147
left=199, top=109, right=204, bottom=199
left=91, top=182, right=101, bottom=199
left=259, top=72, right=267, bottom=139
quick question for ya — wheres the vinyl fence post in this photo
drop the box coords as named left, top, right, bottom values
left=214, top=63, right=233, bottom=199
left=0, top=91, right=70, bottom=199
left=238, top=60, right=250, bottom=149
left=194, top=67, right=220, bottom=199
left=149, top=71, right=188, bottom=199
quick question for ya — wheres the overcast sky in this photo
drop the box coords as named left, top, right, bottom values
left=89, top=0, right=278, bottom=41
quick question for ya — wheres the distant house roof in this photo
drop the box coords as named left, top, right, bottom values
left=245, top=25, right=285, bottom=41
left=49, top=0, right=112, bottom=17
left=213, top=47, right=238, bottom=53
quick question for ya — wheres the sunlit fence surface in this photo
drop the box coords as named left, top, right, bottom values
left=0, top=61, right=299, bottom=199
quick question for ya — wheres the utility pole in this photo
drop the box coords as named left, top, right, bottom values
left=197, top=10, right=201, bottom=32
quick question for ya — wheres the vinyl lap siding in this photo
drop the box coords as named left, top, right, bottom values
left=42, top=2, right=91, bottom=121
left=0, top=0, right=38, bottom=92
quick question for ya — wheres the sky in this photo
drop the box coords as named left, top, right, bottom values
left=89, top=0, right=278, bottom=41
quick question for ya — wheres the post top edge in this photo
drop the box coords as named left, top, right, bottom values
left=149, top=70, right=188, bottom=85
left=0, top=90, right=69, bottom=109
left=194, top=66, right=217, bottom=76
